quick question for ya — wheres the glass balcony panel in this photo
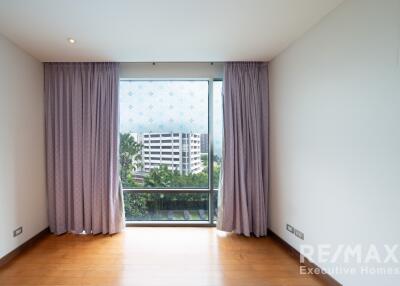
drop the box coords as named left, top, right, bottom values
left=124, top=192, right=209, bottom=222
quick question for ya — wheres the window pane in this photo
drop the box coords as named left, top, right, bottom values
left=213, top=81, right=223, bottom=190
left=124, top=192, right=209, bottom=221
left=120, top=81, right=209, bottom=189
left=212, top=190, right=218, bottom=222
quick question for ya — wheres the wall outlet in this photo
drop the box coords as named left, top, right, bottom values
left=295, top=229, right=304, bottom=240
left=286, top=224, right=294, bottom=233
left=13, top=226, right=23, bottom=237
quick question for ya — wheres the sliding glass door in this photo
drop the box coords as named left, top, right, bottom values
left=119, top=79, right=222, bottom=225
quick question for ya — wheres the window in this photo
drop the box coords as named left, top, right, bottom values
left=120, top=80, right=222, bottom=224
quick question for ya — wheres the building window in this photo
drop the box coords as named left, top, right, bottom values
left=120, top=80, right=222, bottom=223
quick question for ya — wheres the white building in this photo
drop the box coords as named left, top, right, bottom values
left=137, top=132, right=202, bottom=175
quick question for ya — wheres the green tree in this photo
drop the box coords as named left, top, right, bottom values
left=144, top=165, right=177, bottom=187
left=119, top=133, right=147, bottom=218
left=144, top=164, right=210, bottom=188
left=123, top=192, right=149, bottom=219
left=213, top=163, right=221, bottom=189
left=119, top=133, right=143, bottom=188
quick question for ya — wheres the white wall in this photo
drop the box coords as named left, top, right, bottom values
left=269, top=0, right=400, bottom=285
left=0, top=34, right=47, bottom=258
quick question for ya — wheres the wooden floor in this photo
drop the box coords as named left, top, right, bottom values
left=0, top=228, right=327, bottom=286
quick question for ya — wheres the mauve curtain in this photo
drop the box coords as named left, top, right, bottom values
left=44, top=62, right=123, bottom=235
left=218, top=62, right=269, bottom=237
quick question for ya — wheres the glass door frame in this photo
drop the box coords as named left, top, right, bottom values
left=121, top=78, right=221, bottom=227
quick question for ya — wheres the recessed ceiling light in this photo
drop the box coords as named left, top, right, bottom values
left=67, top=38, right=76, bottom=44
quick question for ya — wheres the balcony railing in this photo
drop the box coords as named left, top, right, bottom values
left=123, top=189, right=218, bottom=225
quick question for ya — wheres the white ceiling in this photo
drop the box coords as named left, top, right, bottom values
left=0, top=0, right=343, bottom=62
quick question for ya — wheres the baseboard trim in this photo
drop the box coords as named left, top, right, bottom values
left=268, top=229, right=342, bottom=286
left=0, top=227, right=50, bottom=268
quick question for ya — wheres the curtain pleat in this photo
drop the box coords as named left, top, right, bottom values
left=44, top=62, right=123, bottom=235
left=218, top=62, right=269, bottom=237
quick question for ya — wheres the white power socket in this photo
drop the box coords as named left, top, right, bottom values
left=295, top=229, right=304, bottom=240
left=286, top=224, right=304, bottom=240
left=13, top=226, right=23, bottom=237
